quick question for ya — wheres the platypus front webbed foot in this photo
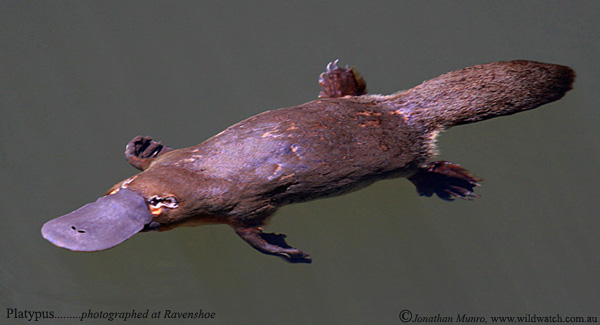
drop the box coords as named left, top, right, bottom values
left=318, top=59, right=367, bottom=98
left=409, top=161, right=482, bottom=201
left=234, top=226, right=312, bottom=263
left=125, top=135, right=174, bottom=171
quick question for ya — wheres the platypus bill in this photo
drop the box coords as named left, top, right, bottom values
left=42, top=60, right=575, bottom=263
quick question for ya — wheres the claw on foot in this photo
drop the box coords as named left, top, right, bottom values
left=408, top=161, right=482, bottom=201
left=125, top=135, right=173, bottom=171
left=235, top=226, right=312, bottom=263
left=318, top=59, right=367, bottom=98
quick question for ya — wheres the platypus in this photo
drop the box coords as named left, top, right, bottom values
left=42, top=60, right=574, bottom=263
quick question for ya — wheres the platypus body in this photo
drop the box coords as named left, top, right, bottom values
left=42, top=60, right=574, bottom=263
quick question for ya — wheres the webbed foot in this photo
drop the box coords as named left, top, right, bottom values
left=125, top=135, right=173, bottom=171
left=408, top=161, right=482, bottom=201
left=318, top=59, right=367, bottom=98
left=234, top=226, right=312, bottom=263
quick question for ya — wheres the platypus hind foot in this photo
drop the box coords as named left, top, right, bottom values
left=234, top=226, right=312, bottom=263
left=125, top=135, right=174, bottom=171
left=318, top=59, right=367, bottom=98
left=408, top=161, right=482, bottom=201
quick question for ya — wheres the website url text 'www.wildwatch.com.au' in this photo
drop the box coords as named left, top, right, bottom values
left=398, top=309, right=598, bottom=323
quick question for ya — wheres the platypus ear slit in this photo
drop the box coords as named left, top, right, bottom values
left=318, top=59, right=367, bottom=98
left=234, top=226, right=312, bottom=264
left=125, top=135, right=174, bottom=171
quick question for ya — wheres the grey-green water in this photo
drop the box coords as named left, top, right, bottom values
left=1, top=1, right=598, bottom=324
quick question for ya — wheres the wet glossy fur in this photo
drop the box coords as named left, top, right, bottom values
left=47, top=60, right=575, bottom=263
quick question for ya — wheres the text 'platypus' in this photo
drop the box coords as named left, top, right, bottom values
left=42, top=60, right=574, bottom=263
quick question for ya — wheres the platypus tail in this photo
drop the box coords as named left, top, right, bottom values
left=390, top=60, right=575, bottom=130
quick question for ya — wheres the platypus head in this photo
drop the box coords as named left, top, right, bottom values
left=41, top=170, right=194, bottom=252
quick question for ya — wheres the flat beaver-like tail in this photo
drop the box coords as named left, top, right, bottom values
left=390, top=61, right=575, bottom=130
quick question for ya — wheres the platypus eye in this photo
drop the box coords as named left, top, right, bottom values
left=148, top=195, right=179, bottom=209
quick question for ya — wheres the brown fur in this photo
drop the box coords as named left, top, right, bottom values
left=49, top=60, right=575, bottom=262
left=389, top=60, right=574, bottom=130
left=117, top=61, right=574, bottom=229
